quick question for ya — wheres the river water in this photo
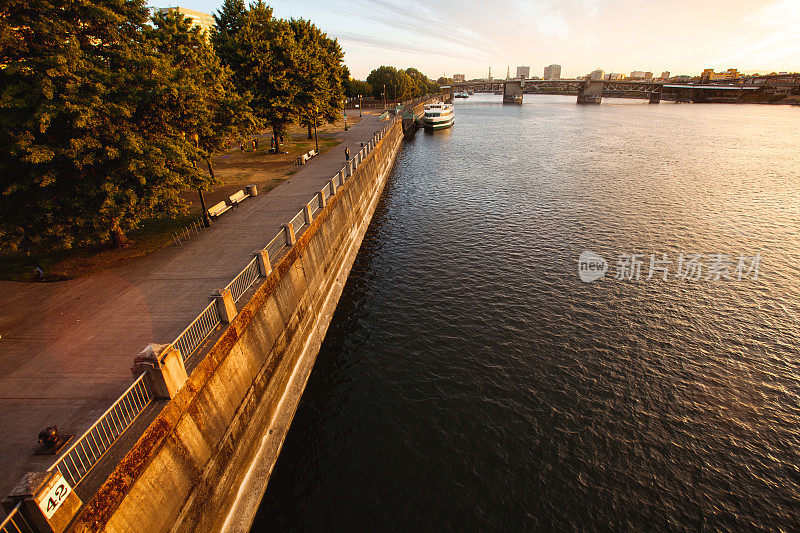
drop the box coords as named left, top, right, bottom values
left=252, top=95, right=800, bottom=531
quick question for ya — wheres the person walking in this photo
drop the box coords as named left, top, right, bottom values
left=345, top=147, right=350, bottom=161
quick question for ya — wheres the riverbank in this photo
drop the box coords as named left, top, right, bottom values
left=0, top=110, right=381, bottom=500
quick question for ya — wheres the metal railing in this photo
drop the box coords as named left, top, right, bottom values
left=0, top=503, right=34, bottom=533
left=266, top=231, right=285, bottom=260
left=3, top=109, right=404, bottom=509
left=49, top=373, right=155, bottom=488
left=226, top=257, right=260, bottom=303
left=173, top=301, right=222, bottom=363
left=290, top=210, right=306, bottom=235
left=307, top=195, right=320, bottom=214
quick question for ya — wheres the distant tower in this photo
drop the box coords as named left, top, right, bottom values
left=506, top=66, right=510, bottom=80
left=488, top=66, right=492, bottom=81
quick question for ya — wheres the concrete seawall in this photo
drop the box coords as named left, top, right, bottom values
left=66, top=117, right=406, bottom=532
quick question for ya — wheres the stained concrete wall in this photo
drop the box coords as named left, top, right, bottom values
left=66, top=117, right=407, bottom=533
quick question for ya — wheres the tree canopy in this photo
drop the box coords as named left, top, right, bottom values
left=0, top=0, right=227, bottom=249
left=213, top=1, right=345, bottom=151
left=366, top=66, right=438, bottom=101
left=0, top=0, right=349, bottom=252
left=345, top=79, right=373, bottom=99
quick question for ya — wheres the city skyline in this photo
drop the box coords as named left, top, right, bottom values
left=149, top=0, right=800, bottom=80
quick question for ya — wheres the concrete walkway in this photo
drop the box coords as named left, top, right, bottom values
left=0, top=112, right=385, bottom=495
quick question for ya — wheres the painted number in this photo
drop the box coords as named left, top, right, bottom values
left=38, top=477, right=72, bottom=519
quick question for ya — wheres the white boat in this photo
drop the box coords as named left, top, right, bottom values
left=454, top=91, right=469, bottom=98
left=422, top=103, right=455, bottom=130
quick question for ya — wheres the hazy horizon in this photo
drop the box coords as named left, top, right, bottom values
left=151, top=0, right=800, bottom=80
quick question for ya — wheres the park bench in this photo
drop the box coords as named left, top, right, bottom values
left=295, top=150, right=318, bottom=166
left=228, top=189, right=249, bottom=206
left=208, top=201, right=231, bottom=220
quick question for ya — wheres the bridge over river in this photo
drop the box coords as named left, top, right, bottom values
left=450, top=79, right=759, bottom=104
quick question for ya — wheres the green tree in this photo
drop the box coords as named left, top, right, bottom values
left=148, top=10, right=258, bottom=182
left=286, top=19, right=345, bottom=138
left=345, top=79, right=372, bottom=99
left=0, top=0, right=210, bottom=249
left=366, top=66, right=435, bottom=103
left=215, top=1, right=297, bottom=153
left=366, top=66, right=399, bottom=102
left=319, top=33, right=346, bottom=124
left=211, top=0, right=247, bottom=82
left=404, top=68, right=432, bottom=98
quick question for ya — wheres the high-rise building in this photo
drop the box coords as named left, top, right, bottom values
left=644, top=72, right=653, bottom=80
left=157, top=7, right=214, bottom=37
left=506, top=66, right=511, bottom=80
left=607, top=73, right=625, bottom=81
left=488, top=66, right=492, bottom=81
left=661, top=71, right=671, bottom=80
left=629, top=70, right=646, bottom=80
left=453, top=73, right=466, bottom=83
left=516, top=66, right=530, bottom=79
left=544, top=64, right=562, bottom=80
left=590, top=69, right=604, bottom=80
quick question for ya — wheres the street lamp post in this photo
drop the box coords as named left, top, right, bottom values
left=343, top=99, right=348, bottom=131
left=313, top=106, right=319, bottom=152
left=383, top=84, right=387, bottom=110
left=198, top=188, right=211, bottom=227
left=358, top=94, right=362, bottom=117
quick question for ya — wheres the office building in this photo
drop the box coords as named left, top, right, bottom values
left=544, top=64, right=561, bottom=80
left=453, top=73, right=465, bottom=83
left=516, top=66, right=530, bottom=79
left=157, top=7, right=214, bottom=36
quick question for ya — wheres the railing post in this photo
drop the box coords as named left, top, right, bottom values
left=131, top=343, right=187, bottom=399
left=209, top=287, right=237, bottom=323
left=303, top=205, right=313, bottom=226
left=348, top=160, right=354, bottom=176
left=252, top=248, right=271, bottom=277
left=282, top=222, right=296, bottom=246
left=317, top=190, right=326, bottom=209
left=329, top=178, right=337, bottom=196
left=3, top=471, right=83, bottom=533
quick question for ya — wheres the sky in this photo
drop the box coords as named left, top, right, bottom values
left=149, top=0, right=800, bottom=80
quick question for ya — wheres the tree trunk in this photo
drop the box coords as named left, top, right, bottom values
left=273, top=129, right=280, bottom=153
left=307, top=123, right=313, bottom=139
left=111, top=226, right=130, bottom=248
left=206, top=159, right=215, bottom=180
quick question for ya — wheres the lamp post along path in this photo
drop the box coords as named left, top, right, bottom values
left=313, top=107, right=319, bottom=153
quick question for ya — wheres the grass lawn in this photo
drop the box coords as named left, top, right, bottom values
left=1, top=114, right=364, bottom=282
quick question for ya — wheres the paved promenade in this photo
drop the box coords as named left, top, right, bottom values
left=0, top=113, right=384, bottom=496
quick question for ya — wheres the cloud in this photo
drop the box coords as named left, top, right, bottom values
left=712, top=0, right=800, bottom=69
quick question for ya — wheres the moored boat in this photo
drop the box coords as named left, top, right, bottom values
left=422, top=103, right=455, bottom=130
